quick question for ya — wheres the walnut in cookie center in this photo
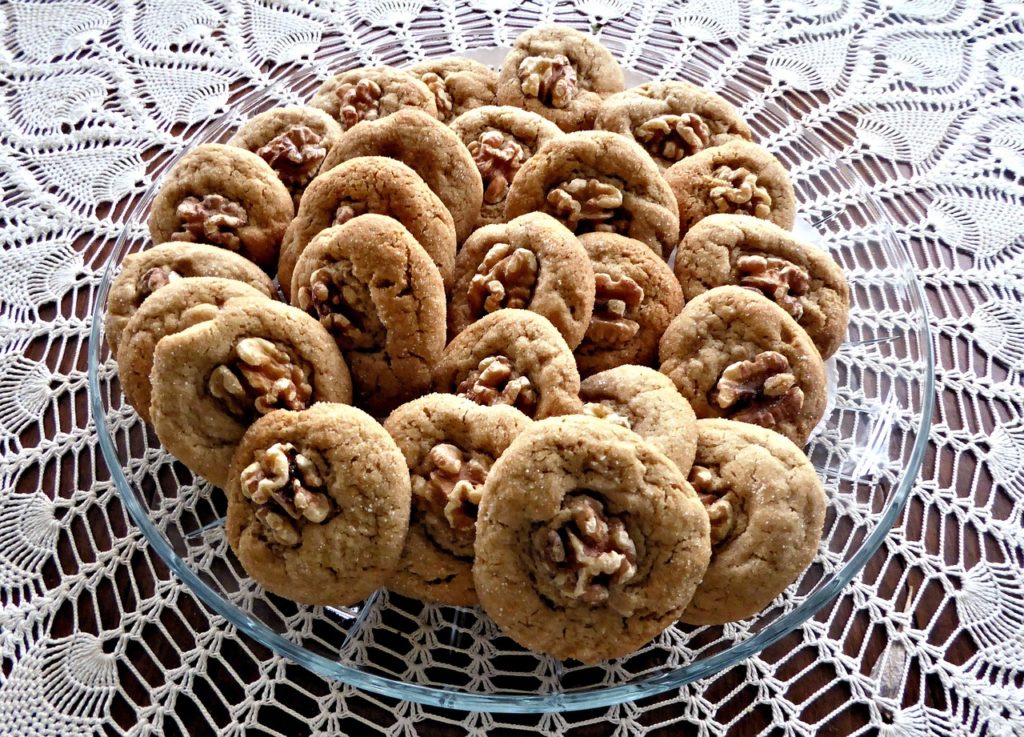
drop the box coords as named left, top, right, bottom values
left=689, top=464, right=741, bottom=546
left=135, top=266, right=182, bottom=304
left=546, top=177, right=630, bottom=235
left=255, top=125, right=327, bottom=187
left=712, top=350, right=805, bottom=430
left=469, top=130, right=527, bottom=206
left=586, top=272, right=645, bottom=345
left=172, top=194, right=249, bottom=251
left=208, top=337, right=313, bottom=421
left=456, top=355, right=539, bottom=415
left=297, top=260, right=385, bottom=352
left=412, top=443, right=493, bottom=558
left=634, top=113, right=711, bottom=162
left=736, top=254, right=810, bottom=320
left=467, top=242, right=538, bottom=318
left=518, top=54, right=578, bottom=109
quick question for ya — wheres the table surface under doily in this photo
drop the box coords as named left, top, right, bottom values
left=2, top=1, right=1023, bottom=734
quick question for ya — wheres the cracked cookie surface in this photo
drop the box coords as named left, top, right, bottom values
left=407, top=57, right=498, bottom=124
left=309, top=66, right=437, bottom=129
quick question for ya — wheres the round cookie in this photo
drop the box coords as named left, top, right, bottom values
left=450, top=105, right=563, bottom=226
left=227, top=106, right=343, bottom=207
left=496, top=25, right=624, bottom=132
left=225, top=403, right=411, bottom=606
left=319, top=109, right=483, bottom=243
left=681, top=419, right=826, bottom=625
left=148, top=144, right=294, bottom=270
left=308, top=66, right=437, bottom=130
left=277, top=157, right=456, bottom=298
left=675, top=214, right=850, bottom=359
left=383, top=394, right=532, bottom=606
left=659, top=286, right=826, bottom=446
left=579, top=365, right=697, bottom=475
left=448, top=212, right=595, bottom=349
left=595, top=81, right=752, bottom=169
left=574, top=232, right=683, bottom=375
left=104, top=242, right=277, bottom=356
left=291, top=215, right=446, bottom=416
left=505, top=131, right=680, bottom=259
left=118, top=277, right=272, bottom=424
left=407, top=57, right=497, bottom=124
left=150, top=300, right=352, bottom=488
left=664, top=139, right=796, bottom=237
left=433, top=309, right=582, bottom=420
left=473, top=416, right=710, bottom=664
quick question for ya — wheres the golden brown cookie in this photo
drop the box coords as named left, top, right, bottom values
left=308, top=66, right=437, bottom=130
left=383, top=394, right=531, bottom=606
left=448, top=212, right=594, bottom=349
left=407, top=57, right=498, bottom=124
left=226, top=403, right=410, bottom=606
left=473, top=416, right=710, bottom=663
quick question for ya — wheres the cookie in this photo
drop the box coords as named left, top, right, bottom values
left=659, top=286, right=826, bottom=446
left=227, top=106, right=343, bottom=207
left=433, top=309, right=582, bottom=419
left=383, top=394, right=531, bottom=606
left=450, top=105, right=563, bottom=226
left=664, top=139, right=796, bottom=237
left=225, top=403, right=410, bottom=606
left=473, top=415, right=710, bottom=663
left=319, top=109, right=483, bottom=243
left=149, top=300, right=352, bottom=488
left=448, top=212, right=594, bottom=349
left=675, top=214, right=850, bottom=359
left=574, top=232, right=683, bottom=375
left=148, top=144, right=294, bottom=270
left=277, top=156, right=456, bottom=299
left=579, top=365, right=697, bottom=475
left=308, top=66, right=437, bottom=130
left=104, top=242, right=277, bottom=356
left=505, top=130, right=680, bottom=259
left=496, top=25, right=624, bottom=132
left=595, top=81, right=752, bottom=169
left=681, top=419, right=826, bottom=625
left=118, top=277, right=272, bottom=424
left=407, top=57, right=498, bottom=124
left=291, top=215, right=446, bottom=415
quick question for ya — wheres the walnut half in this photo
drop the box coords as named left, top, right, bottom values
left=172, top=194, right=248, bottom=251
left=518, top=54, right=578, bottom=108
left=411, top=443, right=492, bottom=557
left=689, top=464, right=738, bottom=546
left=712, top=350, right=804, bottom=429
left=256, top=125, right=327, bottom=185
left=296, top=261, right=385, bottom=351
left=709, top=166, right=772, bottom=218
left=136, top=266, right=181, bottom=304
left=456, top=355, right=538, bottom=415
left=208, top=337, right=313, bottom=419
left=736, top=254, right=810, bottom=320
left=546, top=178, right=628, bottom=234
left=466, top=242, right=538, bottom=317
left=468, top=130, right=527, bottom=205
left=585, top=272, right=645, bottom=345
left=419, top=72, right=453, bottom=119
left=336, top=78, right=382, bottom=129
left=634, top=113, right=711, bottom=162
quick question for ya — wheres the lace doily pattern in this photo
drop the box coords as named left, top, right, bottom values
left=1, top=0, right=1022, bottom=733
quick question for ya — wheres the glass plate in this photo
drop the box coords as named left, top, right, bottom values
left=87, top=23, right=935, bottom=714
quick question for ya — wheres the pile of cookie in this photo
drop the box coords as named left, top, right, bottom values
left=105, top=25, right=850, bottom=664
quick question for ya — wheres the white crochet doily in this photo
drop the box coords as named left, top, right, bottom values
left=2, top=0, right=1023, bottom=733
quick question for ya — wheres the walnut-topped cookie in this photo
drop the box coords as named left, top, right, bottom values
left=505, top=131, right=680, bottom=258
left=450, top=105, right=563, bottom=226
left=659, top=286, right=826, bottom=446
left=433, top=309, right=582, bottom=419
left=148, top=144, right=294, bottom=270
left=149, top=300, right=352, bottom=488
left=595, top=81, right=752, bottom=169
left=473, top=416, right=710, bottom=663
left=384, top=394, right=531, bottom=606
left=226, top=404, right=411, bottom=606
left=407, top=57, right=498, bottom=124
left=664, top=139, right=795, bottom=237
left=675, top=214, right=850, bottom=359
left=291, top=215, right=446, bottom=415
left=496, top=25, right=624, bottom=132
left=309, top=66, right=437, bottom=130
left=448, top=212, right=594, bottom=349
left=681, top=419, right=826, bottom=625
left=319, top=109, right=483, bottom=243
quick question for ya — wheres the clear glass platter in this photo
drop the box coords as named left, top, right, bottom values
left=87, top=25, right=935, bottom=713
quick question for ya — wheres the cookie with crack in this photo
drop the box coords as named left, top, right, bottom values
left=664, top=139, right=795, bottom=237
left=104, top=242, right=277, bottom=356
left=407, top=57, right=498, bottom=124
left=659, top=286, right=826, bottom=446
left=319, top=109, right=483, bottom=243
left=450, top=105, right=563, bottom=226
left=505, top=130, right=679, bottom=258
left=473, top=415, right=710, bottom=663
left=383, top=394, right=531, bottom=606
left=227, top=106, right=343, bottom=208
left=150, top=300, right=352, bottom=488
left=595, top=81, right=752, bottom=169
left=309, top=66, right=437, bottom=130
left=675, top=214, right=849, bottom=359
left=681, top=419, right=826, bottom=625
left=148, top=144, right=294, bottom=270
left=433, top=309, right=582, bottom=419
left=291, top=215, right=446, bottom=415
left=448, top=212, right=594, bottom=349
left=496, top=25, right=624, bottom=132
left=574, top=232, right=683, bottom=375
left=277, top=156, right=456, bottom=298
left=226, top=403, right=410, bottom=606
